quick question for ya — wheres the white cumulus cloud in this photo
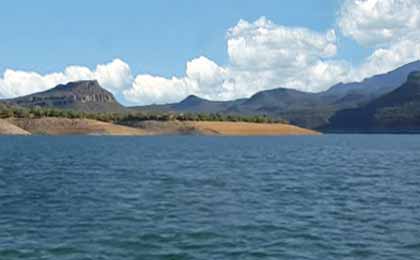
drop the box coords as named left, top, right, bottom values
left=339, top=0, right=420, bottom=46
left=227, top=17, right=338, bottom=70
left=0, top=59, right=132, bottom=99
left=123, top=17, right=349, bottom=104
left=225, top=17, right=348, bottom=93
left=123, top=57, right=229, bottom=105
left=351, top=35, right=420, bottom=81
left=2, top=1, right=420, bottom=105
left=339, top=0, right=420, bottom=81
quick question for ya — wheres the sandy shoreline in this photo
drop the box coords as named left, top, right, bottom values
left=0, top=119, right=31, bottom=135
left=0, top=118, right=320, bottom=136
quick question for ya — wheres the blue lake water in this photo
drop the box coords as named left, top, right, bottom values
left=0, top=135, right=420, bottom=260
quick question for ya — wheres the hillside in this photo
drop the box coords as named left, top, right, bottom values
left=8, top=118, right=148, bottom=136
left=138, top=95, right=246, bottom=114
left=0, top=119, right=30, bottom=135
left=189, top=121, right=319, bottom=136
left=326, top=71, right=420, bottom=132
left=2, top=60, right=420, bottom=132
left=116, top=120, right=320, bottom=136
left=0, top=117, right=319, bottom=136
left=136, top=61, right=420, bottom=129
left=323, top=60, right=420, bottom=100
left=7, top=80, right=126, bottom=113
left=226, top=88, right=333, bottom=129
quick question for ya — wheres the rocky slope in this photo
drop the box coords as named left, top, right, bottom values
left=7, top=80, right=126, bottom=113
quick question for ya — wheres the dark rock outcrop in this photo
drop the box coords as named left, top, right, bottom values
left=7, top=80, right=125, bottom=113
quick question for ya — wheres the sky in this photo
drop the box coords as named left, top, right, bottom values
left=1, top=0, right=420, bottom=105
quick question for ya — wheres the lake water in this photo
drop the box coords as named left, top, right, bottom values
left=0, top=135, right=420, bottom=260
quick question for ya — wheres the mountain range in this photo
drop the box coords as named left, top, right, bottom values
left=326, top=71, right=420, bottom=132
left=2, top=60, right=420, bottom=132
left=140, top=60, right=420, bottom=129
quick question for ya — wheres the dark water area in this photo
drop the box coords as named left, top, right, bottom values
left=0, top=135, right=420, bottom=259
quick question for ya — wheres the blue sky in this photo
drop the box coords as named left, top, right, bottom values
left=0, top=0, right=344, bottom=75
left=1, top=0, right=419, bottom=105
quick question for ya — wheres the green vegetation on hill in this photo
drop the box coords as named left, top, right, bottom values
left=3, top=61, right=420, bottom=132
left=325, top=71, right=420, bottom=131
left=0, top=104, right=286, bottom=124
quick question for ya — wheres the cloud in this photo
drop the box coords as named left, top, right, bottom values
left=339, top=0, right=420, bottom=46
left=225, top=17, right=348, bottom=93
left=123, top=57, right=229, bottom=105
left=124, top=17, right=349, bottom=104
left=350, top=35, right=420, bottom=81
left=121, top=9, right=420, bottom=104
left=227, top=17, right=337, bottom=70
left=2, top=2, right=420, bottom=105
left=339, top=0, right=420, bottom=81
left=94, top=59, right=133, bottom=92
left=0, top=59, right=132, bottom=98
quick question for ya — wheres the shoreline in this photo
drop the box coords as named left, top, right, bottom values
left=0, top=117, right=320, bottom=136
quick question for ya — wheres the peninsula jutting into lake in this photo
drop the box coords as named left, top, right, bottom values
left=2, top=1, right=420, bottom=259
left=2, top=61, right=420, bottom=135
left=0, top=80, right=319, bottom=136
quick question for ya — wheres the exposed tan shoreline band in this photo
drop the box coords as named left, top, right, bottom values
left=1, top=118, right=320, bottom=136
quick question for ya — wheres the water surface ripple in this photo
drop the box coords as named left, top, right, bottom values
left=0, top=135, right=420, bottom=259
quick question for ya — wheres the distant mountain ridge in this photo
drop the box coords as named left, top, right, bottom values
left=2, top=60, right=420, bottom=132
left=138, top=95, right=246, bottom=114
left=146, top=60, right=420, bottom=129
left=6, top=80, right=125, bottom=113
left=325, top=71, right=420, bottom=132
left=324, top=60, right=420, bottom=99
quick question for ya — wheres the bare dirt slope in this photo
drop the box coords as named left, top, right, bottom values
left=191, top=121, right=320, bottom=136
left=8, top=118, right=148, bottom=136
left=0, top=119, right=31, bottom=135
left=2, top=118, right=319, bottom=136
left=124, top=120, right=320, bottom=136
